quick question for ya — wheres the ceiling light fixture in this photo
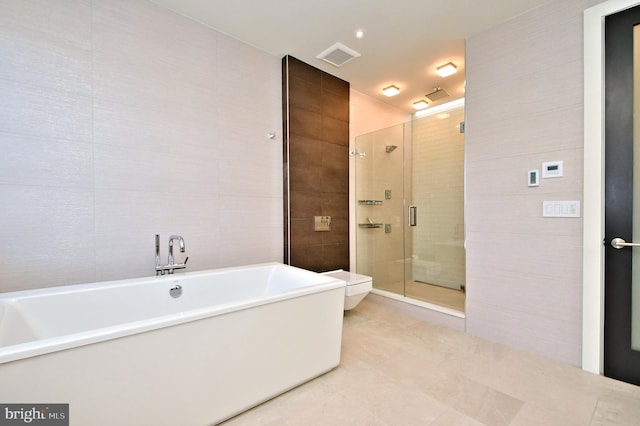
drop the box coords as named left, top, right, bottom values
left=436, top=62, right=457, bottom=77
left=382, top=85, right=400, bottom=97
left=412, top=100, right=429, bottom=110
left=354, top=29, right=365, bottom=39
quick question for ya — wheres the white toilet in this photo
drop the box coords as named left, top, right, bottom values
left=322, top=270, right=372, bottom=310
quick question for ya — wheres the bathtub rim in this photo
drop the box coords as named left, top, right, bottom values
left=0, top=262, right=346, bottom=365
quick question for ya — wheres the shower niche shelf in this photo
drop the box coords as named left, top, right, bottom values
left=358, top=200, right=383, bottom=205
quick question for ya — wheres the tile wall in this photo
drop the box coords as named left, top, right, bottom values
left=283, top=56, right=350, bottom=272
left=0, top=0, right=282, bottom=292
left=465, top=0, right=606, bottom=366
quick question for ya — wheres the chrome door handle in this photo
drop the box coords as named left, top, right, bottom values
left=611, top=237, right=640, bottom=249
left=408, top=205, right=417, bottom=227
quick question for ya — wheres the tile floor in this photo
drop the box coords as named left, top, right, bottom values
left=222, top=294, right=640, bottom=425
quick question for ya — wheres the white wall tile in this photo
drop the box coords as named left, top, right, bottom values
left=0, top=134, right=93, bottom=187
left=465, top=0, right=590, bottom=366
left=0, top=185, right=95, bottom=289
left=0, top=0, right=282, bottom=292
left=93, top=100, right=221, bottom=152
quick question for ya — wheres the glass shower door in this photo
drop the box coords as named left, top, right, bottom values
left=354, top=103, right=466, bottom=311
left=405, top=106, right=466, bottom=310
left=354, top=124, right=405, bottom=295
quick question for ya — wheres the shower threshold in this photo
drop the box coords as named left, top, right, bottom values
left=369, top=289, right=465, bottom=331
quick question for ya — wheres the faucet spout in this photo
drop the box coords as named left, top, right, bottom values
left=155, top=234, right=188, bottom=276
left=168, top=235, right=185, bottom=266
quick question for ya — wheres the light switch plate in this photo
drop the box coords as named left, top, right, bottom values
left=542, top=201, right=580, bottom=218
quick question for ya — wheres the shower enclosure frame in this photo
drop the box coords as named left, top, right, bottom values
left=353, top=100, right=466, bottom=316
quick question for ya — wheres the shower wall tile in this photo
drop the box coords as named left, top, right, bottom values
left=0, top=0, right=282, bottom=292
left=465, top=0, right=591, bottom=366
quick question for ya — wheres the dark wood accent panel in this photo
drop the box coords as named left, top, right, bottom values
left=321, top=72, right=349, bottom=95
left=321, top=192, right=348, bottom=218
left=322, top=89, right=349, bottom=121
left=283, top=55, right=350, bottom=272
left=289, top=108, right=322, bottom=139
left=322, top=116, right=349, bottom=146
left=287, top=56, right=322, bottom=85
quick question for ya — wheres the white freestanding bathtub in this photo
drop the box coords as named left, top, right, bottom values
left=0, top=263, right=346, bottom=425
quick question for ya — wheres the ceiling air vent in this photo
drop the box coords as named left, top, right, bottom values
left=316, top=42, right=361, bottom=67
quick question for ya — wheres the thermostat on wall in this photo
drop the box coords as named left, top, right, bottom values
left=542, top=161, right=563, bottom=178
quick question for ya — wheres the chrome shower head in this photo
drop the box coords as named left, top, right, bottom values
left=425, top=87, right=450, bottom=102
left=385, top=145, right=397, bottom=153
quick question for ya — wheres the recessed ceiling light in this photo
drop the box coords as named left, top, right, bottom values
left=412, top=100, right=429, bottom=110
left=354, top=29, right=365, bottom=39
left=436, top=62, right=457, bottom=78
left=382, top=85, right=400, bottom=97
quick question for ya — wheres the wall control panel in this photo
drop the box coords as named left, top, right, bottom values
left=542, top=161, right=563, bottom=178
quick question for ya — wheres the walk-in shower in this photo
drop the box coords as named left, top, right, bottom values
left=354, top=101, right=465, bottom=312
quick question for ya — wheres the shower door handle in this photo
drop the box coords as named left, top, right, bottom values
left=408, top=205, right=417, bottom=227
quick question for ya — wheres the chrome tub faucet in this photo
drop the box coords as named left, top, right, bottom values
left=168, top=235, right=185, bottom=266
left=155, top=234, right=189, bottom=275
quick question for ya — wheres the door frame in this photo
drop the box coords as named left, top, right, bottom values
left=584, top=0, right=640, bottom=375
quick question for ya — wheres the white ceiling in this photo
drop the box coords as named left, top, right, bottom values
left=150, top=0, right=552, bottom=113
